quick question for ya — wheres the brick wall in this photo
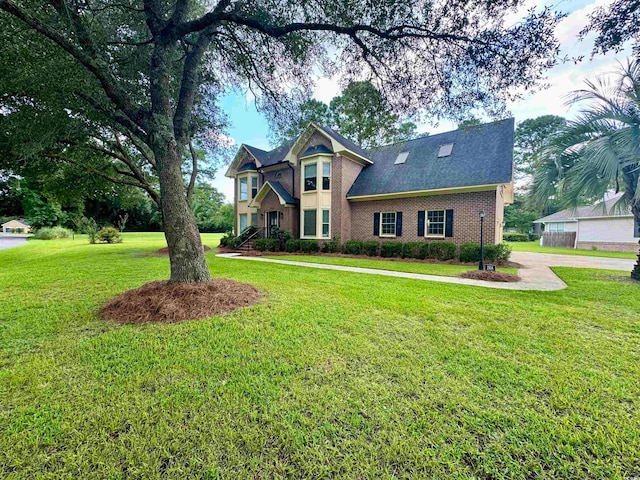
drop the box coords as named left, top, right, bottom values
left=259, top=189, right=299, bottom=237
left=331, top=155, right=364, bottom=240
left=576, top=241, right=639, bottom=253
left=349, top=190, right=498, bottom=246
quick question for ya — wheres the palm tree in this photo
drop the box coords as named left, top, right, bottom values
left=531, top=59, right=640, bottom=264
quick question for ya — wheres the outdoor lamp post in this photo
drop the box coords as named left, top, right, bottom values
left=479, top=210, right=485, bottom=271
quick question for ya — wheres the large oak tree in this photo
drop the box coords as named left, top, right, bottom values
left=1, top=0, right=561, bottom=283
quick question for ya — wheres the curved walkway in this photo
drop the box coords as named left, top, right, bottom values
left=217, top=251, right=637, bottom=292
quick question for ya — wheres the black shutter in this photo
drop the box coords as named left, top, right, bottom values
left=417, top=211, right=425, bottom=237
left=373, top=212, right=380, bottom=236
left=445, top=209, right=454, bottom=237
left=396, top=212, right=403, bottom=237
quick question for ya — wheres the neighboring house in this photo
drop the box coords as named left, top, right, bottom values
left=1, top=219, right=31, bottom=234
left=534, top=193, right=640, bottom=252
left=225, top=119, right=515, bottom=246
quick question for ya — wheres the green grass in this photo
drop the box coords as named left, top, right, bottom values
left=265, top=254, right=518, bottom=276
left=507, top=240, right=638, bottom=259
left=1, top=233, right=639, bottom=478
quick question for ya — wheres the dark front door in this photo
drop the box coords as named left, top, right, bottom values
left=267, top=211, right=279, bottom=237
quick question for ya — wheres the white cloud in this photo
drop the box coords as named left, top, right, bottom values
left=313, top=76, right=341, bottom=104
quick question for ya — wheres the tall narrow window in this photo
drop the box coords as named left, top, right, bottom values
left=251, top=177, right=258, bottom=198
left=322, top=162, right=331, bottom=190
left=239, top=213, right=248, bottom=232
left=426, top=210, right=445, bottom=237
left=304, top=163, right=317, bottom=191
left=303, top=209, right=317, bottom=237
left=380, top=212, right=397, bottom=236
left=322, top=209, right=330, bottom=238
left=250, top=213, right=258, bottom=227
left=239, top=177, right=248, bottom=200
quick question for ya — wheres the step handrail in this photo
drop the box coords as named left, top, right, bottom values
left=235, top=226, right=264, bottom=249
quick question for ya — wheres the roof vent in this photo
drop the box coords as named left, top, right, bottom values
left=438, top=143, right=454, bottom=158
left=394, top=151, right=409, bottom=164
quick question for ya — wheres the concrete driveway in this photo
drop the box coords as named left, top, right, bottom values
left=0, top=234, right=30, bottom=250
left=511, top=251, right=636, bottom=271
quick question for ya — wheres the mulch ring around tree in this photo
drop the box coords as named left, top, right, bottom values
left=156, top=245, right=212, bottom=255
left=99, top=279, right=262, bottom=324
left=459, top=270, right=521, bottom=283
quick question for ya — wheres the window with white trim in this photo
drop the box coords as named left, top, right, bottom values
left=239, top=213, right=248, bottom=232
left=250, top=213, right=258, bottom=227
left=322, top=162, right=331, bottom=190
left=304, top=163, right=317, bottom=191
left=303, top=209, right=317, bottom=237
left=251, top=177, right=258, bottom=198
left=426, top=210, right=445, bottom=237
left=380, top=212, right=397, bottom=236
left=322, top=209, right=330, bottom=238
left=239, top=177, right=248, bottom=201
left=547, top=223, right=565, bottom=233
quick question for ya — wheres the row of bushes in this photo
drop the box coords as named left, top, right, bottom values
left=503, top=232, right=540, bottom=242
left=34, top=226, right=73, bottom=240
left=222, top=230, right=511, bottom=263
left=459, top=242, right=511, bottom=262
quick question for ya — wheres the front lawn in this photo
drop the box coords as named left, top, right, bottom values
left=265, top=254, right=518, bottom=277
left=507, top=240, right=638, bottom=259
left=1, top=233, right=639, bottom=478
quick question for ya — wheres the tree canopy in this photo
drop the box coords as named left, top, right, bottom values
left=273, top=81, right=417, bottom=148
left=0, top=0, right=563, bottom=282
left=514, top=115, right=566, bottom=179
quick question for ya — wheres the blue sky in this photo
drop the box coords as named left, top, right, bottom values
left=211, top=0, right=632, bottom=201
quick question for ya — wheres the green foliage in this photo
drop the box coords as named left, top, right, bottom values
left=275, top=81, right=417, bottom=148
left=191, top=184, right=234, bottom=233
left=528, top=233, right=540, bottom=241
left=219, top=233, right=237, bottom=249
left=342, top=240, right=364, bottom=255
left=362, top=241, right=381, bottom=257
left=34, top=226, right=72, bottom=240
left=321, top=235, right=341, bottom=253
left=484, top=243, right=512, bottom=262
left=96, top=227, right=122, bottom=244
left=300, top=239, right=319, bottom=253
left=270, top=228, right=293, bottom=251
left=429, top=242, right=457, bottom=261
left=530, top=60, right=640, bottom=230
left=459, top=242, right=482, bottom=262
left=503, top=233, right=530, bottom=242
left=75, top=217, right=99, bottom=244
left=380, top=241, right=403, bottom=258
left=402, top=242, right=429, bottom=259
left=514, top=115, right=566, bottom=178
left=254, top=238, right=278, bottom=252
left=285, top=239, right=301, bottom=252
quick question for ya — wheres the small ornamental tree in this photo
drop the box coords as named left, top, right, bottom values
left=1, top=0, right=562, bottom=284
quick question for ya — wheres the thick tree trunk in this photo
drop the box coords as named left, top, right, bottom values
left=156, top=140, right=211, bottom=284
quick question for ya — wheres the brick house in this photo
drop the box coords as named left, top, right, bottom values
left=225, top=119, right=514, bottom=245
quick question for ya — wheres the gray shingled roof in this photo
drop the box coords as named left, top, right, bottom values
left=245, top=142, right=293, bottom=167
left=300, top=144, right=333, bottom=158
left=268, top=181, right=298, bottom=205
left=315, top=125, right=370, bottom=160
left=347, top=118, right=514, bottom=197
left=534, top=193, right=632, bottom=223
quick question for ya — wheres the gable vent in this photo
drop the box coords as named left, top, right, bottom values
left=438, top=143, right=454, bottom=157
left=394, top=151, right=409, bottom=164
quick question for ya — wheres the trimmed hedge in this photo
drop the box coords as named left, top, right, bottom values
left=363, top=241, right=380, bottom=256
left=300, top=239, right=319, bottom=253
left=459, top=242, right=512, bottom=262
left=254, top=238, right=278, bottom=252
left=459, top=242, right=481, bottom=262
left=381, top=241, right=403, bottom=258
left=528, top=233, right=540, bottom=241
left=285, top=239, right=301, bottom=252
left=503, top=232, right=530, bottom=242
left=429, top=241, right=456, bottom=261
left=342, top=240, right=364, bottom=255
left=402, top=242, right=429, bottom=259
left=322, top=235, right=342, bottom=253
